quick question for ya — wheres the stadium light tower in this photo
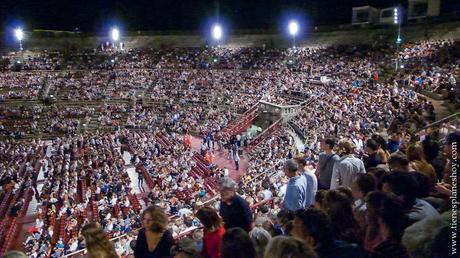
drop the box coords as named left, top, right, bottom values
left=15, top=28, right=24, bottom=51
left=288, top=20, right=299, bottom=48
left=394, top=8, right=402, bottom=71
left=111, top=27, right=120, bottom=48
left=211, top=23, right=223, bottom=42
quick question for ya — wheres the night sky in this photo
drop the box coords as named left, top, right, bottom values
left=1, top=0, right=459, bottom=32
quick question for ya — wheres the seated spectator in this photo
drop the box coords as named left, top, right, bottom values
left=365, top=191, right=410, bottom=258
left=292, top=208, right=368, bottom=258
left=407, top=144, right=437, bottom=187
left=364, top=139, right=385, bottom=169
left=275, top=209, right=294, bottom=236
left=313, top=190, right=327, bottom=211
left=381, top=172, right=439, bottom=223
left=324, top=190, right=363, bottom=245
left=387, top=132, right=402, bottom=154
left=402, top=210, right=451, bottom=258
left=351, top=174, right=376, bottom=228
left=170, top=238, right=201, bottom=258
left=248, top=227, right=272, bottom=258
left=264, top=236, right=316, bottom=258
left=221, top=227, right=256, bottom=258
left=387, top=152, right=409, bottom=173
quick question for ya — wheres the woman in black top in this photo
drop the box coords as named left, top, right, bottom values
left=134, top=206, right=175, bottom=258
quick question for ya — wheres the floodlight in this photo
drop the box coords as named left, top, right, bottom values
left=15, top=28, right=24, bottom=41
left=111, top=28, right=120, bottom=41
left=288, top=20, right=299, bottom=36
left=393, top=8, right=399, bottom=24
left=211, top=24, right=223, bottom=41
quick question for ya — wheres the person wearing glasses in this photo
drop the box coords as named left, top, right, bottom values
left=134, top=206, right=175, bottom=258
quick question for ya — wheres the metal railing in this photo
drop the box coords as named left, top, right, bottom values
left=423, top=112, right=459, bottom=130
left=62, top=194, right=221, bottom=257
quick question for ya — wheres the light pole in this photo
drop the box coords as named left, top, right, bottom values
left=15, top=28, right=24, bottom=62
left=211, top=23, right=223, bottom=46
left=288, top=20, right=299, bottom=49
left=111, top=27, right=120, bottom=50
left=394, top=8, right=402, bottom=71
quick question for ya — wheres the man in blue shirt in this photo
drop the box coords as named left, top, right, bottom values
left=283, top=159, right=308, bottom=211
left=295, top=156, right=317, bottom=207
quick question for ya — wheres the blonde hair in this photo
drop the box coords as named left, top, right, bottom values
left=407, top=144, right=427, bottom=162
left=81, top=223, right=119, bottom=258
left=264, top=236, right=316, bottom=258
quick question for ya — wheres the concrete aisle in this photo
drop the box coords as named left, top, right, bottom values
left=123, top=151, right=149, bottom=194
left=190, top=137, right=249, bottom=182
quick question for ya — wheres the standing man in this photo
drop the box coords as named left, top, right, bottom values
left=295, top=156, right=317, bottom=207
left=234, top=153, right=240, bottom=171
left=316, top=138, right=339, bottom=190
left=219, top=177, right=253, bottom=232
left=330, top=139, right=366, bottom=189
left=283, top=159, right=308, bottom=212
left=137, top=169, right=144, bottom=192
left=200, top=140, right=207, bottom=156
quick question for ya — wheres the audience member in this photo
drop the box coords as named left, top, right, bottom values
left=81, top=223, right=119, bottom=258
left=264, top=236, right=316, bottom=258
left=219, top=177, right=253, bottom=232
left=248, top=227, right=272, bottom=258
left=134, top=206, right=175, bottom=258
left=283, top=159, right=308, bottom=211
left=331, top=139, right=366, bottom=189
left=196, top=206, right=225, bottom=258
left=221, top=227, right=256, bottom=258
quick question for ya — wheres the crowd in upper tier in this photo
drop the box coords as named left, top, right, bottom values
left=0, top=38, right=458, bottom=258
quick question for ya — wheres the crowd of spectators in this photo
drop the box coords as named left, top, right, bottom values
left=0, top=38, right=458, bottom=258
left=398, top=40, right=460, bottom=102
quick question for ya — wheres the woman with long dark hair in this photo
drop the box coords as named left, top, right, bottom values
left=324, top=190, right=363, bottom=245
left=366, top=191, right=410, bottom=258
left=196, top=206, right=225, bottom=258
